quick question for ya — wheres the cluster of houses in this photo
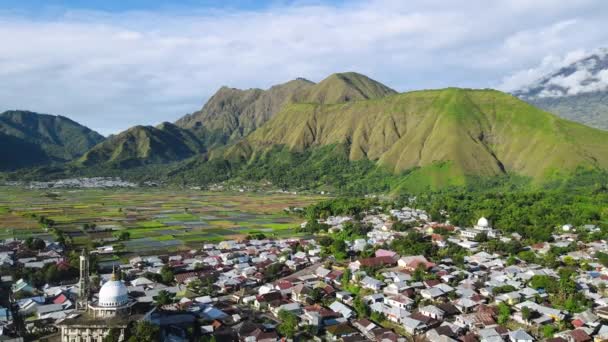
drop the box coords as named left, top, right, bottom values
left=1, top=205, right=608, bottom=342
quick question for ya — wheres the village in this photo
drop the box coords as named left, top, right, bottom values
left=1, top=204, right=608, bottom=342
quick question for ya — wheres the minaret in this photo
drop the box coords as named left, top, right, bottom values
left=78, top=249, right=90, bottom=309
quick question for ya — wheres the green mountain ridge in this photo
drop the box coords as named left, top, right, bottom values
left=4, top=73, right=608, bottom=194
left=223, top=88, right=608, bottom=188
left=174, top=72, right=397, bottom=147
left=77, top=122, right=204, bottom=168
left=0, top=110, right=104, bottom=170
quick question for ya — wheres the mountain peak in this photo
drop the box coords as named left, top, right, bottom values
left=296, top=72, right=397, bottom=104
left=513, top=49, right=608, bottom=130
left=515, top=49, right=608, bottom=99
left=0, top=110, right=105, bottom=170
left=174, top=72, right=396, bottom=146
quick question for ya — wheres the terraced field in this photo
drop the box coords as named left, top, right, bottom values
left=0, top=187, right=323, bottom=256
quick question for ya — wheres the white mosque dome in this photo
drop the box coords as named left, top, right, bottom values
left=98, top=279, right=129, bottom=307
left=477, top=217, right=489, bottom=228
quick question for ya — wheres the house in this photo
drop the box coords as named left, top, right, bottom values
left=242, top=328, right=279, bottom=342
left=325, top=323, right=357, bottom=341
left=352, top=319, right=377, bottom=339
left=336, top=291, right=354, bottom=304
left=420, top=287, right=445, bottom=300
left=384, top=305, right=410, bottom=324
left=496, top=291, right=521, bottom=305
left=272, top=302, right=301, bottom=316
left=375, top=249, right=398, bottom=259
left=419, top=305, right=445, bottom=320
left=454, top=298, right=479, bottom=313
left=349, top=256, right=397, bottom=271
left=384, top=281, right=409, bottom=295
left=329, top=301, right=354, bottom=319
left=565, top=329, right=592, bottom=342
left=479, top=327, right=504, bottom=342
left=254, top=291, right=282, bottom=309
left=384, top=294, right=414, bottom=310
left=398, top=255, right=435, bottom=271
left=291, top=284, right=313, bottom=303
left=509, top=329, right=534, bottom=342
left=301, top=304, right=341, bottom=328
left=402, top=316, right=428, bottom=334
left=12, top=279, right=34, bottom=295
left=360, top=276, right=384, bottom=291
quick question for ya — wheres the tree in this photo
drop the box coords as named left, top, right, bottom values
left=497, top=302, right=510, bottom=325
left=309, top=288, right=324, bottom=303
left=331, top=239, right=348, bottom=260
left=277, top=310, right=299, bottom=338
left=341, top=268, right=352, bottom=285
left=103, top=328, right=121, bottom=342
left=153, top=290, right=175, bottom=307
left=492, top=285, right=517, bottom=295
left=370, top=310, right=385, bottom=322
left=521, top=306, right=531, bottom=322
left=353, top=296, right=370, bottom=318
left=115, top=231, right=130, bottom=241
left=128, top=321, right=160, bottom=342
left=25, top=237, right=46, bottom=250
left=160, top=266, right=174, bottom=284
left=563, top=256, right=577, bottom=267
left=412, top=264, right=426, bottom=282
left=542, top=325, right=555, bottom=338
left=45, top=265, right=60, bottom=284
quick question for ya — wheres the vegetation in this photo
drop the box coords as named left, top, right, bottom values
left=7, top=78, right=608, bottom=196
left=413, top=184, right=608, bottom=242
left=236, top=87, right=608, bottom=191
left=127, top=321, right=160, bottom=342
left=175, top=72, right=395, bottom=147
left=77, top=122, right=204, bottom=168
left=0, top=110, right=104, bottom=171
left=277, top=310, right=299, bottom=338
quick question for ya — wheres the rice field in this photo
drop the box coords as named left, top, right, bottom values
left=0, top=186, right=324, bottom=255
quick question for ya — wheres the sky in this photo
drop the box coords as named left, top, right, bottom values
left=1, top=0, right=607, bottom=135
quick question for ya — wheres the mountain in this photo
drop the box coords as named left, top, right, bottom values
left=175, top=72, right=396, bottom=146
left=0, top=110, right=104, bottom=170
left=223, top=88, right=608, bottom=190
left=513, top=49, right=608, bottom=130
left=77, top=122, right=204, bottom=168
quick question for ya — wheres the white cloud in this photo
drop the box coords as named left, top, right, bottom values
left=1, top=0, right=608, bottom=134
left=499, top=49, right=588, bottom=91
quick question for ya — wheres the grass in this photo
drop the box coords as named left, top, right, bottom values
left=167, top=213, right=199, bottom=221
left=137, top=220, right=167, bottom=228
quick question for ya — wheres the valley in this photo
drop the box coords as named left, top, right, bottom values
left=0, top=186, right=323, bottom=259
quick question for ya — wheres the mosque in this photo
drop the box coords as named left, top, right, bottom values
left=460, top=217, right=501, bottom=240
left=58, top=251, right=137, bottom=342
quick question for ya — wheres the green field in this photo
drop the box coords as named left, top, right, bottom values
left=0, top=186, right=324, bottom=255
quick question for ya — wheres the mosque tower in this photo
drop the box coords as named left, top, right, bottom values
left=78, top=249, right=90, bottom=308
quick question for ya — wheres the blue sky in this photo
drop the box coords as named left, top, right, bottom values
left=0, top=0, right=339, bottom=14
left=0, top=0, right=607, bottom=135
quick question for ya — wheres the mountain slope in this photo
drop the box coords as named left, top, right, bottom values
left=226, top=88, right=608, bottom=187
left=513, top=49, right=608, bottom=130
left=0, top=110, right=104, bottom=170
left=175, top=72, right=396, bottom=146
left=0, top=131, right=51, bottom=171
left=78, top=122, right=204, bottom=168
